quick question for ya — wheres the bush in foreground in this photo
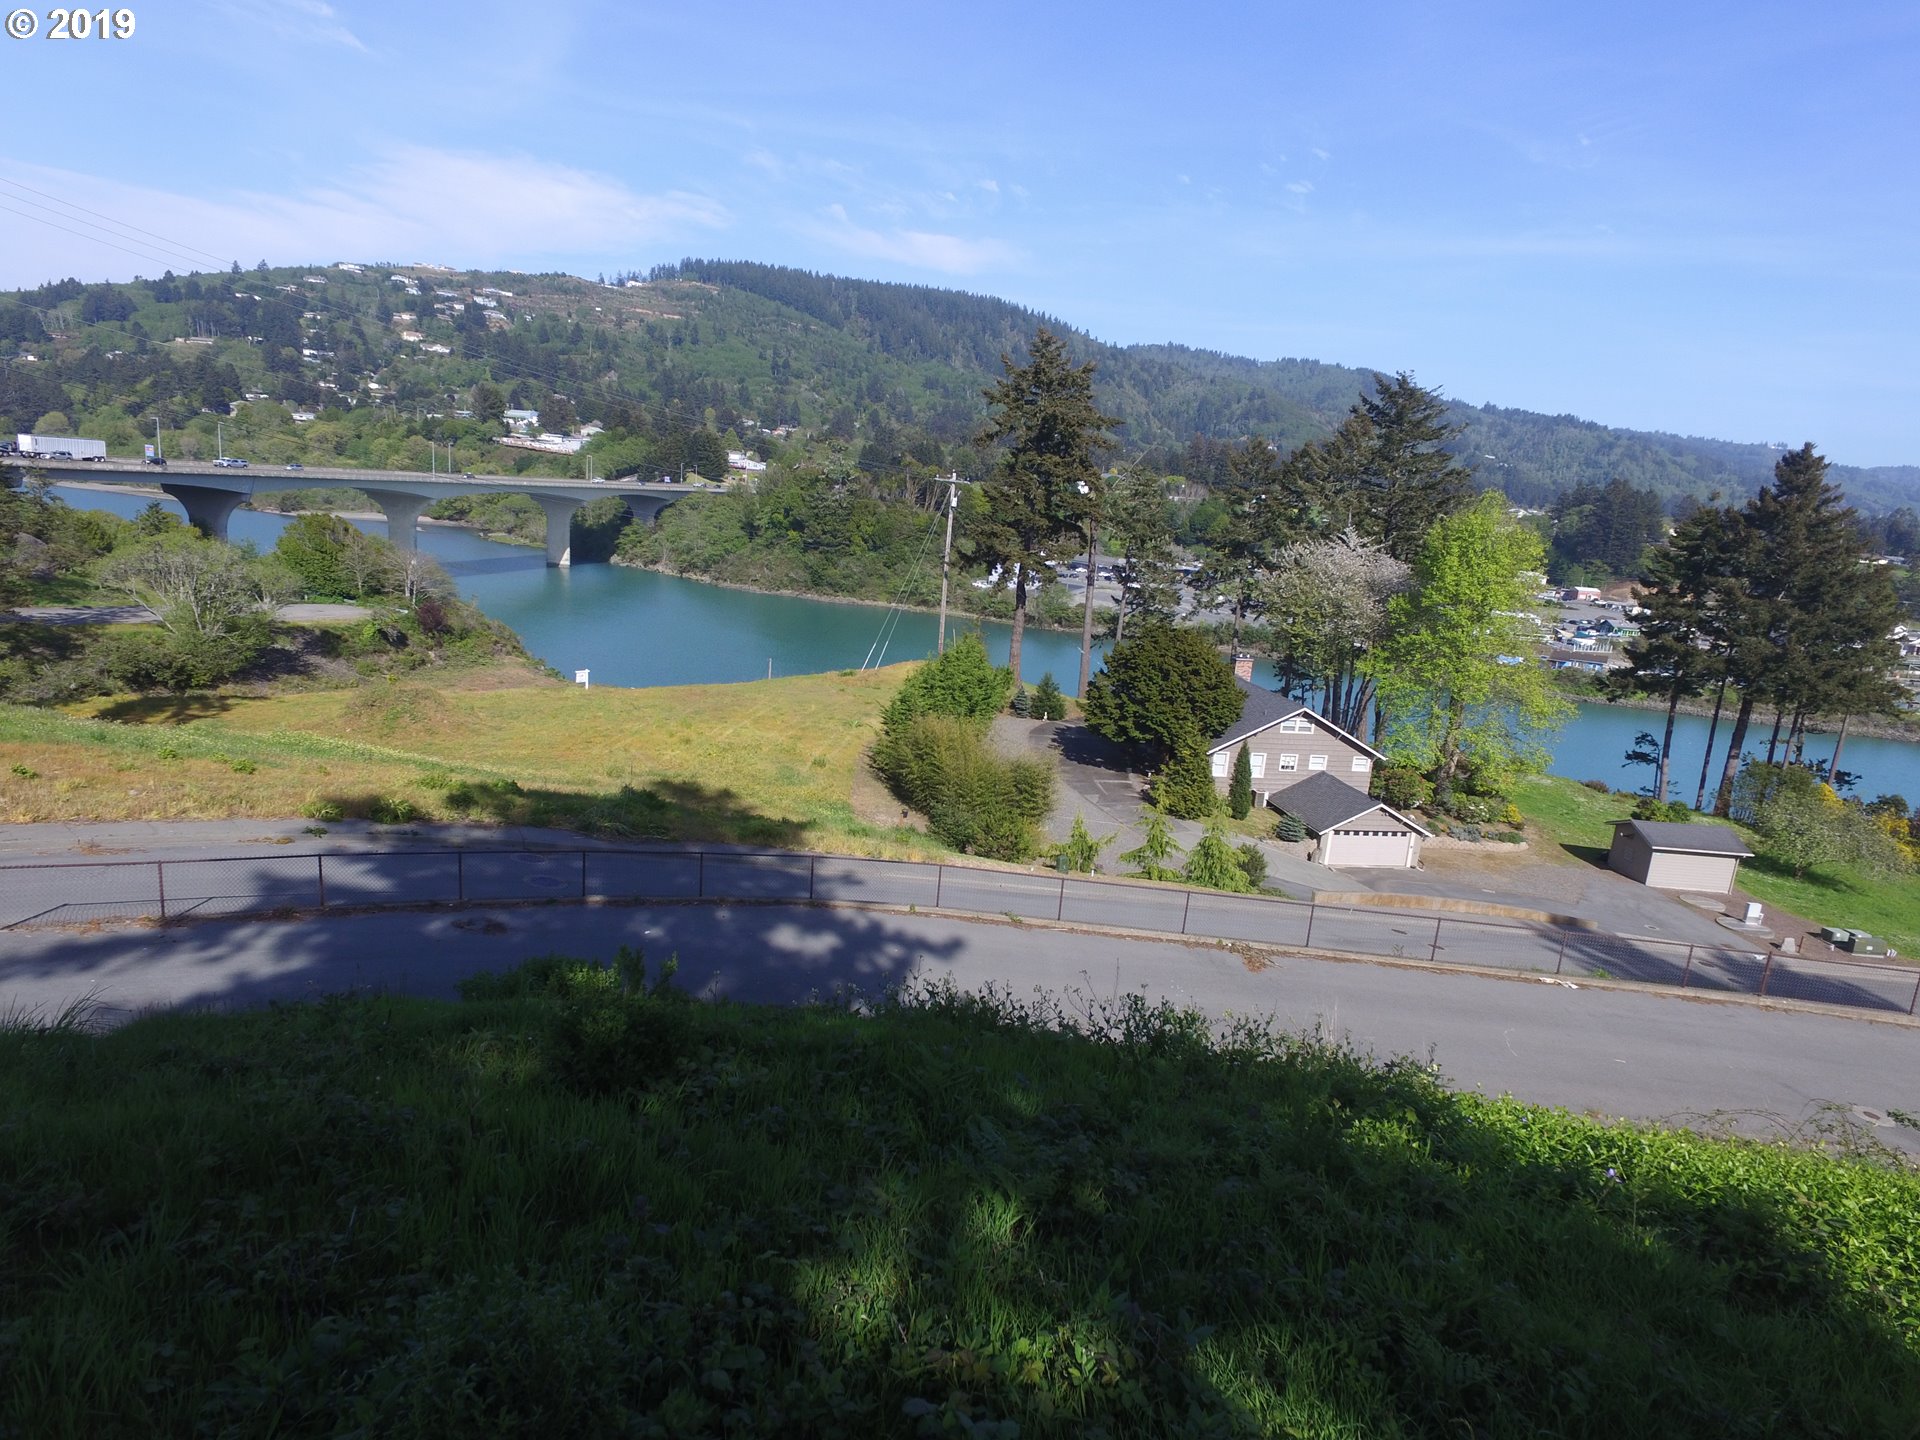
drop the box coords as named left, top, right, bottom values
left=3, top=969, right=1917, bottom=1437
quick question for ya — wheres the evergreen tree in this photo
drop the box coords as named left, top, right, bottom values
left=1182, top=817, right=1252, bottom=891
left=1102, top=462, right=1181, bottom=643
left=1150, top=725, right=1221, bottom=819
left=1083, top=623, right=1244, bottom=763
left=1229, top=742, right=1253, bottom=819
left=1192, top=437, right=1303, bottom=645
left=1708, top=446, right=1900, bottom=815
left=1295, top=373, right=1474, bottom=562
left=974, top=327, right=1119, bottom=679
left=1119, top=801, right=1182, bottom=881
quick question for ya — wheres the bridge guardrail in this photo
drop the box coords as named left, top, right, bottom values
left=3, top=847, right=1915, bottom=1018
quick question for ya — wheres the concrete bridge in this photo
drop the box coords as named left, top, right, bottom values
left=14, top=458, right=704, bottom=566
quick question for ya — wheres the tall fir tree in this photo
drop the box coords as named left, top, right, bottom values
left=974, top=327, right=1119, bottom=680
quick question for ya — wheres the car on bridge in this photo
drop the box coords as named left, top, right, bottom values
left=213, top=457, right=249, bottom=468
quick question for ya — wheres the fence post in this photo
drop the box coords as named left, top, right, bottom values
left=456, top=850, right=465, bottom=902
left=580, top=850, right=588, bottom=899
left=1910, top=972, right=1919, bottom=1017
left=1554, top=928, right=1568, bottom=976
left=1303, top=903, right=1315, bottom=951
left=810, top=854, right=818, bottom=901
left=1180, top=889, right=1192, bottom=935
left=1430, top=916, right=1443, bottom=964
left=316, top=853, right=327, bottom=910
left=934, top=864, right=943, bottom=910
left=698, top=852, right=707, bottom=900
left=1680, top=944, right=1694, bottom=987
left=156, top=860, right=167, bottom=921
left=1758, top=952, right=1775, bottom=997
left=1057, top=875, right=1067, bottom=922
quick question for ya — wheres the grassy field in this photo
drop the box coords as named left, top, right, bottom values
left=0, top=665, right=941, bottom=858
left=1510, top=774, right=1920, bottom=954
left=3, top=969, right=1916, bottom=1438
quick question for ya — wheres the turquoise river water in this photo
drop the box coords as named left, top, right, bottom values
left=49, top=485, right=1920, bottom=802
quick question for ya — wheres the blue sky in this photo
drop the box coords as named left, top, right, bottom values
left=4, top=0, right=1917, bottom=464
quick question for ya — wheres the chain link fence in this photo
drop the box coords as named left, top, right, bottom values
left=3, top=847, right=1915, bottom=1017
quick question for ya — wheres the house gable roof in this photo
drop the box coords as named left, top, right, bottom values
left=1614, top=820, right=1754, bottom=858
left=1271, top=771, right=1432, bottom=837
left=1209, top=680, right=1386, bottom=761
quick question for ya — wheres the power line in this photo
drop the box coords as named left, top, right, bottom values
left=0, top=175, right=231, bottom=271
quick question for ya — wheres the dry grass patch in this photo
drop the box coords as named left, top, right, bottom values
left=6, top=665, right=945, bottom=856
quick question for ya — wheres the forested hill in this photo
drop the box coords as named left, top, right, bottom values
left=1, top=257, right=1913, bottom=513
left=661, top=260, right=1918, bottom=512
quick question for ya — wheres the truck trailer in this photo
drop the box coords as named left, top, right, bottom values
left=14, top=435, right=107, bottom=461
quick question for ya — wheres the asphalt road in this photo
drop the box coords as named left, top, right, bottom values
left=3, top=899, right=1914, bottom=1155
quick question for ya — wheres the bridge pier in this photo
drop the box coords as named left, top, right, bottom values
left=535, top=496, right=582, bottom=567
left=361, top=490, right=432, bottom=551
left=160, top=484, right=246, bottom=541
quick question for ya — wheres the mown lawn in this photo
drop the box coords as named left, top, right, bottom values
left=3, top=971, right=1916, bottom=1438
left=1510, top=774, right=1920, bottom=954
left=0, top=665, right=940, bottom=858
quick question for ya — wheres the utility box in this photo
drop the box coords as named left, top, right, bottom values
left=1820, top=926, right=1852, bottom=944
left=1844, top=933, right=1887, bottom=957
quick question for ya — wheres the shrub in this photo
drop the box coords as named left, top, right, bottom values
left=371, top=796, right=418, bottom=825
left=1445, top=793, right=1502, bottom=824
left=299, top=796, right=343, bottom=822
left=1631, top=797, right=1693, bottom=823
left=1119, top=803, right=1181, bottom=880
left=1274, top=811, right=1307, bottom=843
left=1082, top=623, right=1243, bottom=760
left=1150, top=726, right=1219, bottom=819
left=1182, top=818, right=1252, bottom=892
left=1054, top=814, right=1115, bottom=874
left=881, top=631, right=1013, bottom=733
left=1009, top=686, right=1031, bottom=717
left=872, top=713, right=1052, bottom=861
left=1235, top=841, right=1268, bottom=889
left=1581, top=778, right=1611, bottom=792
left=1372, top=764, right=1433, bottom=813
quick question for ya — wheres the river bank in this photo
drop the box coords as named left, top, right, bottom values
left=1554, top=679, right=1920, bottom=744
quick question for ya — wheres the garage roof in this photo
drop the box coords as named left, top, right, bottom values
left=1614, top=820, right=1754, bottom=857
left=1273, top=772, right=1432, bottom=837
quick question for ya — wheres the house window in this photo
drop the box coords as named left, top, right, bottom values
left=1278, top=717, right=1313, bottom=733
left=1308, top=754, right=1328, bottom=771
left=1351, top=756, right=1371, bottom=772
left=1211, top=752, right=1230, bottom=778
left=1277, top=754, right=1298, bottom=771
left=1250, top=752, right=1267, bottom=778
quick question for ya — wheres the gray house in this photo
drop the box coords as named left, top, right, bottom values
left=1207, top=676, right=1386, bottom=809
left=1271, top=771, right=1431, bottom=869
left=1607, top=820, right=1754, bottom=893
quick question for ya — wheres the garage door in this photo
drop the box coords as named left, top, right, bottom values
left=1324, top=828, right=1413, bottom=868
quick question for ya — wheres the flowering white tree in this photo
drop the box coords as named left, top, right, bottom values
left=1261, top=527, right=1409, bottom=735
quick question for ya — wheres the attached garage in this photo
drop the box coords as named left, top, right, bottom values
left=1320, top=826, right=1422, bottom=869
left=1607, top=820, right=1754, bottom=893
left=1271, top=772, right=1430, bottom=870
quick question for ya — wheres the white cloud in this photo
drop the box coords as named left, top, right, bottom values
left=1311, top=147, right=1331, bottom=161
left=1287, top=180, right=1314, bottom=195
left=210, top=0, right=368, bottom=52
left=0, top=149, right=730, bottom=284
left=978, top=178, right=1000, bottom=193
left=803, top=204, right=1015, bottom=274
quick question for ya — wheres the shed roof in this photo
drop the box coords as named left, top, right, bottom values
left=1614, top=820, right=1754, bottom=858
left=1211, top=681, right=1386, bottom=761
left=1271, top=772, right=1432, bottom=837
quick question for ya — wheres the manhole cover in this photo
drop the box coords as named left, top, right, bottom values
left=1851, top=1106, right=1892, bottom=1128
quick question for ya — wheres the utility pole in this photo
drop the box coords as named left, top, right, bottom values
left=1078, top=518, right=1099, bottom=699
left=936, top=473, right=961, bottom=654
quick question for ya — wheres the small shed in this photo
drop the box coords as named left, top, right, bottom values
left=1608, top=820, right=1754, bottom=893
left=1273, top=772, right=1430, bottom=869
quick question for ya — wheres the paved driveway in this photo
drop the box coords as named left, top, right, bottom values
left=994, top=719, right=1347, bottom=899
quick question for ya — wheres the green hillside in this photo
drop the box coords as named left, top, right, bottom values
left=1, top=259, right=1914, bottom=516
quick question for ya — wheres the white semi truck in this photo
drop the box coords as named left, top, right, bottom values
left=12, top=435, right=108, bottom=461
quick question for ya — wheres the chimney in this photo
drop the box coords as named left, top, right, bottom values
left=1232, top=653, right=1254, bottom=682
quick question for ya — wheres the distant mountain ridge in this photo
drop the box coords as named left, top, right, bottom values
left=2, top=256, right=1913, bottom=514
